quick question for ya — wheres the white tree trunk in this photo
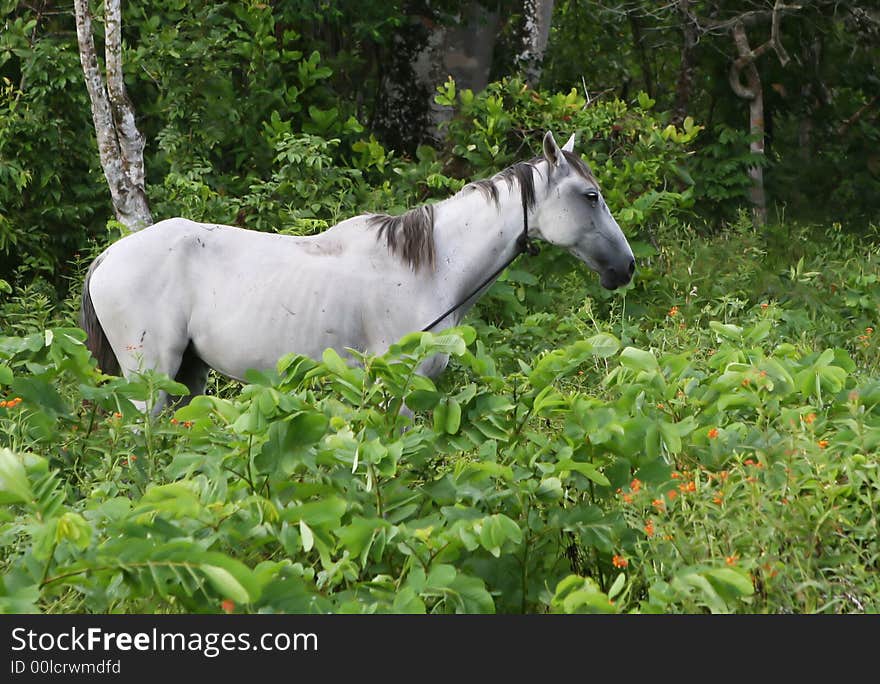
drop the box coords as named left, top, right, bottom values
left=518, top=0, right=555, bottom=85
left=730, top=22, right=768, bottom=227
left=73, top=0, right=151, bottom=231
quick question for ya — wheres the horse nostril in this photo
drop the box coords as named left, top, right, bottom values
left=627, top=258, right=635, bottom=277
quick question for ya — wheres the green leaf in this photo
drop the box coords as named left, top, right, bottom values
left=445, top=398, right=462, bottom=434
left=0, top=448, right=33, bottom=505
left=322, top=347, right=351, bottom=375
left=619, top=346, right=659, bottom=373
left=282, top=497, right=347, bottom=527
left=555, top=458, right=610, bottom=486
left=709, top=321, right=743, bottom=342
left=586, top=332, right=620, bottom=358
left=299, top=519, right=314, bottom=552
left=132, top=481, right=202, bottom=519
left=201, top=565, right=251, bottom=604
left=426, top=564, right=457, bottom=589
left=392, top=587, right=426, bottom=614
left=478, top=513, right=522, bottom=557
left=287, top=411, right=329, bottom=446
left=406, top=388, right=441, bottom=411
left=608, top=573, right=626, bottom=600
left=447, top=574, right=495, bottom=614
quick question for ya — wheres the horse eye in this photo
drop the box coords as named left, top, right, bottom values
left=584, top=190, right=600, bottom=205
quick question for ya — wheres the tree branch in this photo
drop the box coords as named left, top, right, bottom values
left=729, top=22, right=758, bottom=100
left=702, top=3, right=802, bottom=35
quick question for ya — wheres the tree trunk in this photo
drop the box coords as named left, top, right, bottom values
left=729, top=21, right=767, bottom=227
left=627, top=8, right=654, bottom=99
left=412, top=4, right=502, bottom=144
left=671, top=0, right=698, bottom=126
left=73, top=0, right=151, bottom=231
left=376, top=1, right=551, bottom=148
left=519, top=0, right=555, bottom=86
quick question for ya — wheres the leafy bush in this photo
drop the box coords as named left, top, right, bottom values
left=2, top=218, right=878, bottom=614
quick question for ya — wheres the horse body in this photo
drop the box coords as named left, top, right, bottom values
left=82, top=132, right=635, bottom=412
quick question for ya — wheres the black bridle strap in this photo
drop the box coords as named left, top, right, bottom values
left=421, top=194, right=538, bottom=332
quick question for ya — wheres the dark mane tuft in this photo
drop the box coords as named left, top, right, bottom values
left=562, top=149, right=597, bottom=183
left=466, top=157, right=542, bottom=210
left=367, top=204, right=435, bottom=272
left=465, top=149, right=597, bottom=210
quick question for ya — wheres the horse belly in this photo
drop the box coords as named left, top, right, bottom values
left=188, top=281, right=365, bottom=381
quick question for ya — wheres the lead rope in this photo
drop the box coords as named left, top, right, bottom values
left=421, top=194, right=539, bottom=332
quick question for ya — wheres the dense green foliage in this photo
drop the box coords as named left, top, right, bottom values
left=1, top=2, right=878, bottom=614
left=2, top=215, right=878, bottom=614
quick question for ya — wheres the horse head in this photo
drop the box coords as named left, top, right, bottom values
left=534, top=131, right=635, bottom=290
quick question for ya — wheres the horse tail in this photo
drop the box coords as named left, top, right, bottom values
left=80, top=254, right=121, bottom=376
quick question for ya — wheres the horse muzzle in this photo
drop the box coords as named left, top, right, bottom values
left=600, top=257, right=636, bottom=290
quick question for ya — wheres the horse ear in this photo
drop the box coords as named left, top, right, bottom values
left=562, top=133, right=576, bottom=152
left=542, top=131, right=567, bottom=168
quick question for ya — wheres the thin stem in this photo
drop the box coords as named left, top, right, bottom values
left=369, top=463, right=384, bottom=518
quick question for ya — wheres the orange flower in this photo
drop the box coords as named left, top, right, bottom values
left=652, top=498, right=665, bottom=511
left=112, top=412, right=122, bottom=419
left=713, top=493, right=723, bottom=505
left=630, top=478, right=642, bottom=493
left=183, top=421, right=194, bottom=428
left=671, top=472, right=681, bottom=479
left=221, top=599, right=235, bottom=614
left=621, top=492, right=633, bottom=504
left=667, top=489, right=678, bottom=500
left=818, top=439, right=829, bottom=449
left=741, top=378, right=751, bottom=387
left=170, top=418, right=179, bottom=425
left=668, top=306, right=679, bottom=317
left=804, top=413, right=816, bottom=424
left=644, top=519, right=655, bottom=538
left=744, top=459, right=755, bottom=467
left=707, top=428, right=719, bottom=439
left=760, top=303, right=769, bottom=309
left=612, top=555, right=628, bottom=569
left=725, top=554, right=739, bottom=566
left=679, top=480, right=696, bottom=493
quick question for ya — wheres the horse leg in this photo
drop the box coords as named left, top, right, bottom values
left=171, top=342, right=210, bottom=409
left=110, top=336, right=190, bottom=417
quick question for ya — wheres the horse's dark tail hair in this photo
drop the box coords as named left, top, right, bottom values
left=80, top=255, right=121, bottom=376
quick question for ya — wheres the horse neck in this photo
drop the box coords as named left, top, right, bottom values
left=430, top=177, right=541, bottom=319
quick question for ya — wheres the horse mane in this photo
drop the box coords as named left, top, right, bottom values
left=367, top=150, right=596, bottom=272
left=367, top=204, right=435, bottom=272
left=466, top=150, right=596, bottom=209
